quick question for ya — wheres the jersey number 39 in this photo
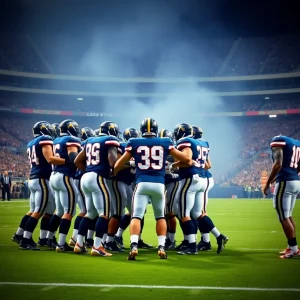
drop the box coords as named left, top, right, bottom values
left=137, top=146, right=163, bottom=170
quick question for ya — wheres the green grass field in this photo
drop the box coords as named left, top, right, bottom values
left=0, top=199, right=300, bottom=300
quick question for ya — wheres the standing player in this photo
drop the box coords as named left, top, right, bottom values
left=114, top=118, right=192, bottom=260
left=263, top=135, right=300, bottom=258
left=192, top=126, right=228, bottom=253
left=12, top=121, right=65, bottom=250
left=74, top=121, right=120, bottom=256
left=49, top=119, right=81, bottom=252
left=159, top=129, right=180, bottom=250
left=69, top=127, right=95, bottom=247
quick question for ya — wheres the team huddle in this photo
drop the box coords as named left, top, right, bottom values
left=11, top=116, right=300, bottom=260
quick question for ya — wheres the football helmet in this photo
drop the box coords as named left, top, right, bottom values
left=173, top=123, right=193, bottom=142
left=99, top=121, right=120, bottom=137
left=81, top=127, right=95, bottom=141
left=94, top=129, right=100, bottom=136
left=123, top=127, right=139, bottom=142
left=51, top=123, right=60, bottom=138
left=158, top=129, right=171, bottom=138
left=60, top=119, right=80, bottom=137
left=192, top=126, right=203, bottom=139
left=140, top=118, right=158, bottom=137
left=33, top=121, right=53, bottom=137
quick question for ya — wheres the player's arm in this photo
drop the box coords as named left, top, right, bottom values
left=263, top=146, right=283, bottom=195
left=67, top=146, right=79, bottom=164
left=108, top=146, right=119, bottom=169
left=42, top=145, right=65, bottom=165
left=74, top=149, right=86, bottom=172
left=205, top=157, right=212, bottom=170
left=114, top=151, right=132, bottom=175
left=170, top=147, right=192, bottom=167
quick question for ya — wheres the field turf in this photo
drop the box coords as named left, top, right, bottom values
left=0, top=199, right=299, bottom=300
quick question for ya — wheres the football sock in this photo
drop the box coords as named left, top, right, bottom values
left=119, top=214, right=131, bottom=231
left=202, top=233, right=210, bottom=243
left=16, top=215, right=31, bottom=235
left=40, top=215, right=50, bottom=239
left=115, top=228, right=124, bottom=238
left=211, top=227, right=221, bottom=238
left=168, top=233, right=175, bottom=243
left=182, top=220, right=196, bottom=249
left=58, top=219, right=71, bottom=246
left=106, top=234, right=114, bottom=243
left=23, top=217, right=39, bottom=240
left=130, top=234, right=139, bottom=244
left=102, top=233, right=107, bottom=244
left=47, top=215, right=61, bottom=239
left=288, top=237, right=298, bottom=252
left=87, top=230, right=95, bottom=240
left=72, top=215, right=83, bottom=240
left=202, top=215, right=215, bottom=232
left=158, top=235, right=166, bottom=247
left=95, top=217, right=108, bottom=240
left=77, top=217, right=91, bottom=247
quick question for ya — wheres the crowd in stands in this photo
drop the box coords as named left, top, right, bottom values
left=1, top=33, right=300, bottom=76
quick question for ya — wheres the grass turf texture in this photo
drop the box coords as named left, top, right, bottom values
left=0, top=199, right=299, bottom=300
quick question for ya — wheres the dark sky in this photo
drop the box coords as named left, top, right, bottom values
left=1, top=0, right=299, bottom=38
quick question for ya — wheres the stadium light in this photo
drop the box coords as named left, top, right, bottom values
left=269, top=114, right=277, bottom=118
left=265, top=96, right=270, bottom=99
left=77, top=97, right=83, bottom=100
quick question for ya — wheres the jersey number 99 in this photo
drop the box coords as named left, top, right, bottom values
left=86, top=143, right=100, bottom=166
left=137, top=146, right=163, bottom=170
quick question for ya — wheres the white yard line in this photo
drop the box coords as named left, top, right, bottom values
left=0, top=282, right=299, bottom=292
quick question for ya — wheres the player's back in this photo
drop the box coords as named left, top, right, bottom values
left=115, top=142, right=136, bottom=185
left=27, top=135, right=53, bottom=179
left=126, top=137, right=173, bottom=184
left=53, top=135, right=81, bottom=177
left=271, top=135, right=300, bottom=182
left=176, top=137, right=209, bottom=178
left=85, top=135, right=120, bottom=178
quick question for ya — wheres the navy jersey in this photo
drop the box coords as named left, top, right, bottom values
left=27, top=135, right=53, bottom=179
left=176, top=137, right=209, bottom=179
left=125, top=137, right=174, bottom=184
left=270, top=135, right=300, bottom=182
left=53, top=135, right=81, bottom=177
left=74, top=141, right=87, bottom=179
left=116, top=142, right=136, bottom=185
left=85, top=135, right=120, bottom=178
left=204, top=170, right=213, bottom=178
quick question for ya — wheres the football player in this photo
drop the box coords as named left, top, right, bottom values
left=114, top=128, right=153, bottom=249
left=48, top=119, right=81, bottom=252
left=192, top=126, right=228, bottom=253
left=51, top=123, right=60, bottom=138
left=159, top=129, right=180, bottom=250
left=12, top=121, right=66, bottom=250
left=74, top=121, right=121, bottom=256
left=114, top=118, right=192, bottom=260
left=263, top=135, right=300, bottom=258
left=69, top=127, right=95, bottom=247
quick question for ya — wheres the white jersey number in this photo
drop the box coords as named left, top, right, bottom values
left=86, top=143, right=100, bottom=166
left=290, top=146, right=300, bottom=169
left=137, top=146, right=164, bottom=170
left=27, top=145, right=39, bottom=167
left=196, top=146, right=209, bottom=168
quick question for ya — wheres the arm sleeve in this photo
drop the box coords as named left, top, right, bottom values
left=270, top=137, right=286, bottom=148
left=125, top=139, right=134, bottom=153
left=66, top=137, right=81, bottom=148
left=39, top=136, right=53, bottom=146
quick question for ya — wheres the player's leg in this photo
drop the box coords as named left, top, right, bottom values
left=165, top=181, right=178, bottom=249
left=90, top=175, right=112, bottom=257
left=74, top=173, right=96, bottom=254
left=276, top=181, right=300, bottom=258
left=86, top=216, right=97, bottom=248
left=176, top=178, right=197, bottom=255
left=128, top=183, right=148, bottom=260
left=105, top=180, right=125, bottom=252
left=69, top=178, right=86, bottom=246
left=150, top=182, right=168, bottom=259
left=38, top=181, right=55, bottom=247
left=115, top=184, right=132, bottom=248
left=20, top=179, right=50, bottom=250
left=56, top=175, right=78, bottom=252
left=12, top=181, right=34, bottom=244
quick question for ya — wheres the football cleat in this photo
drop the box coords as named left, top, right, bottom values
left=38, top=238, right=48, bottom=247
left=46, top=238, right=57, bottom=249
left=74, top=243, right=88, bottom=254
left=138, top=239, right=153, bottom=249
left=197, top=241, right=212, bottom=251
left=29, top=237, right=37, bottom=247
left=11, top=234, right=22, bottom=244
left=174, top=240, right=189, bottom=251
left=280, top=249, right=300, bottom=259
left=104, top=241, right=124, bottom=252
left=165, top=238, right=176, bottom=250
left=279, top=248, right=291, bottom=255
left=56, top=243, right=74, bottom=252
left=85, top=239, right=94, bottom=248
left=217, top=234, right=229, bottom=254
left=177, top=248, right=198, bottom=255
left=68, top=237, right=76, bottom=247
left=158, top=245, right=168, bottom=259
left=19, top=238, right=40, bottom=251
left=91, top=246, right=112, bottom=257
left=114, top=235, right=125, bottom=249
left=128, top=243, right=138, bottom=260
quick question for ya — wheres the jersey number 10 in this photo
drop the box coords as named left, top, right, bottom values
left=290, top=146, right=300, bottom=169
